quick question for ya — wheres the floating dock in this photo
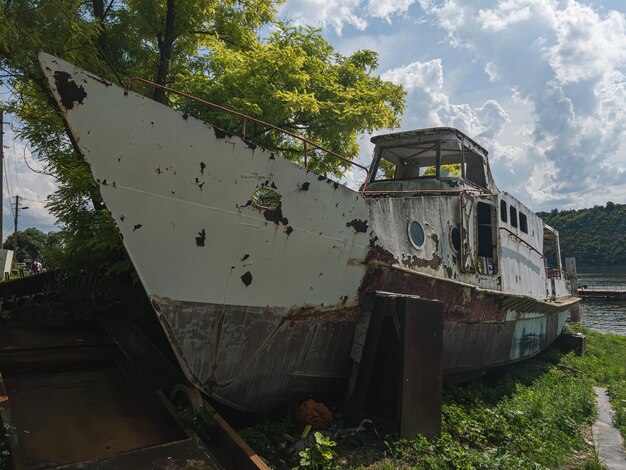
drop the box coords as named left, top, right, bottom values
left=578, top=288, right=626, bottom=301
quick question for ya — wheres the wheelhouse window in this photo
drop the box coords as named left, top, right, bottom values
left=368, top=137, right=488, bottom=189
left=477, top=202, right=497, bottom=275
left=543, top=224, right=562, bottom=277
left=510, top=206, right=518, bottom=228
left=519, top=213, right=528, bottom=234
left=500, top=200, right=507, bottom=223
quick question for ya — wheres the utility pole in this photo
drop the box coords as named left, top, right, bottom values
left=12, top=195, right=29, bottom=254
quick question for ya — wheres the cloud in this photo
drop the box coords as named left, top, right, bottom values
left=485, top=62, right=500, bottom=82
left=280, top=0, right=367, bottom=34
left=413, top=0, right=626, bottom=209
left=546, top=2, right=626, bottom=84
left=381, top=59, right=443, bottom=92
left=381, top=59, right=510, bottom=142
left=281, top=0, right=421, bottom=34
left=367, top=0, right=416, bottom=21
left=2, top=127, right=58, bottom=241
left=477, top=0, right=552, bottom=32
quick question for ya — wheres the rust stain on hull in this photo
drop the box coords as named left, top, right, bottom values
left=152, top=262, right=573, bottom=412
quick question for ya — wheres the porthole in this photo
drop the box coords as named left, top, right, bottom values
left=408, top=221, right=425, bottom=248
left=252, top=187, right=281, bottom=210
left=450, top=226, right=461, bottom=252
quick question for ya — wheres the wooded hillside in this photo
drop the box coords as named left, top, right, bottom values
left=537, top=202, right=626, bottom=266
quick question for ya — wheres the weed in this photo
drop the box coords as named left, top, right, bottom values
left=238, top=326, right=626, bottom=469
left=298, top=432, right=339, bottom=469
left=0, top=423, right=14, bottom=470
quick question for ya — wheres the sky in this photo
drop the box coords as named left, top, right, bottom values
left=2, top=0, right=626, bottom=237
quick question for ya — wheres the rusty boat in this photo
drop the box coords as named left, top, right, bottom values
left=39, top=53, right=579, bottom=412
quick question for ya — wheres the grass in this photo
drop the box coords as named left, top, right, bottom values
left=0, top=424, right=13, bottom=470
left=239, top=325, right=626, bottom=469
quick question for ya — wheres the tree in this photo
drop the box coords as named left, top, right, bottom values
left=0, top=0, right=406, bottom=313
left=538, top=203, right=626, bottom=266
left=174, top=25, right=404, bottom=174
left=2, top=227, right=60, bottom=263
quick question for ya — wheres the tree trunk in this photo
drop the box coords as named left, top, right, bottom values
left=153, top=0, right=176, bottom=104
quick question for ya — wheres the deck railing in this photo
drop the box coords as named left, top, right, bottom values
left=125, top=77, right=370, bottom=179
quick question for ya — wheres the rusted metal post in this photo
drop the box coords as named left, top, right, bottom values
left=347, top=293, right=444, bottom=439
left=401, top=296, right=444, bottom=438
left=435, top=140, right=441, bottom=178
left=303, top=141, right=308, bottom=168
left=242, top=117, right=247, bottom=140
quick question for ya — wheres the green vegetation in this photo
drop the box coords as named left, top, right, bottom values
left=0, top=424, right=13, bottom=470
left=298, top=432, right=340, bottom=469
left=0, top=0, right=405, bottom=306
left=538, top=202, right=626, bottom=266
left=608, top=380, right=626, bottom=438
left=239, top=326, right=626, bottom=469
left=1, top=227, right=61, bottom=264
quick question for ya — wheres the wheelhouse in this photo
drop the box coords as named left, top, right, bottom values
left=365, top=127, right=497, bottom=194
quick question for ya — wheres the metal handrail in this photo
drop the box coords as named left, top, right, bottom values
left=499, top=226, right=545, bottom=259
left=125, top=77, right=370, bottom=176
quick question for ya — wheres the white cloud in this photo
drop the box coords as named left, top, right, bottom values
left=485, top=62, right=500, bottom=82
left=546, top=2, right=626, bottom=84
left=477, top=0, right=554, bottom=32
left=413, top=0, right=626, bottom=209
left=281, top=0, right=421, bottom=34
left=2, top=127, right=58, bottom=241
left=367, top=0, right=415, bottom=21
left=280, top=0, right=367, bottom=34
left=381, top=59, right=510, bottom=143
left=381, top=59, right=443, bottom=92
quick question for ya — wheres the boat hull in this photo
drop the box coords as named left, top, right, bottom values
left=153, top=262, right=574, bottom=411
left=39, top=53, right=577, bottom=413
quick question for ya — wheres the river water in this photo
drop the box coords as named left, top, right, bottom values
left=577, top=266, right=626, bottom=336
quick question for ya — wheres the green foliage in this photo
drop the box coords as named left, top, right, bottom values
left=0, top=0, right=405, bottom=309
left=177, top=24, right=404, bottom=175
left=240, top=329, right=626, bottom=469
left=2, top=227, right=60, bottom=263
left=538, top=202, right=626, bottom=266
left=568, top=325, right=626, bottom=440
left=382, top=351, right=596, bottom=469
left=609, top=380, right=626, bottom=441
left=239, top=415, right=295, bottom=463
left=424, top=163, right=462, bottom=177
left=298, top=432, right=339, bottom=469
left=176, top=406, right=216, bottom=445
left=0, top=423, right=13, bottom=470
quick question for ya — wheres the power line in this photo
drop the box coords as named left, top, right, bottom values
left=11, top=130, right=19, bottom=189
left=19, top=197, right=48, bottom=204
left=3, top=157, right=14, bottom=217
left=22, top=147, right=54, bottom=178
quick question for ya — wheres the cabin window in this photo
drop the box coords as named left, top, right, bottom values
left=500, top=200, right=507, bottom=223
left=510, top=206, right=518, bottom=228
left=408, top=221, right=425, bottom=248
left=476, top=202, right=497, bottom=275
left=543, top=226, right=561, bottom=274
left=367, top=138, right=488, bottom=189
left=373, top=159, right=396, bottom=180
left=450, top=226, right=461, bottom=252
left=520, top=213, right=528, bottom=234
